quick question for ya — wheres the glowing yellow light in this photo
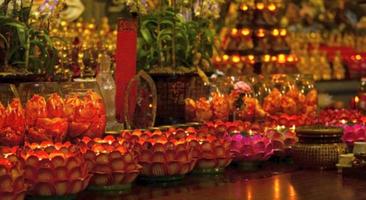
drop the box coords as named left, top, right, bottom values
left=356, top=54, right=362, bottom=60
left=231, top=28, right=239, bottom=37
left=268, top=3, right=276, bottom=11
left=223, top=54, right=229, bottom=61
left=215, top=56, right=222, bottom=63
left=88, top=23, right=95, bottom=29
left=280, top=29, right=287, bottom=37
left=232, top=55, right=241, bottom=63
left=257, top=29, right=266, bottom=38
left=264, top=54, right=271, bottom=62
left=271, top=56, right=277, bottom=62
left=287, top=55, right=294, bottom=63
left=278, top=54, right=286, bottom=64
left=248, top=55, right=255, bottom=61
left=355, top=96, right=360, bottom=103
left=256, top=2, right=265, bottom=10
left=240, top=4, right=249, bottom=11
left=60, top=21, right=67, bottom=27
left=241, top=28, right=251, bottom=36
left=272, top=29, right=279, bottom=36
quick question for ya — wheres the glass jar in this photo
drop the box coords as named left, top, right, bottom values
left=185, top=78, right=231, bottom=123
left=59, top=81, right=106, bottom=139
left=18, top=82, right=66, bottom=143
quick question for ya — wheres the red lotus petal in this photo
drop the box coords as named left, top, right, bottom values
left=91, top=174, right=109, bottom=186
left=69, top=179, right=83, bottom=194
left=123, top=172, right=139, bottom=184
left=140, top=150, right=152, bottom=162
left=33, top=182, right=56, bottom=196
left=271, top=140, right=285, bottom=151
left=124, top=153, right=133, bottom=163
left=141, top=163, right=151, bottom=176
left=179, top=163, right=190, bottom=175
left=125, top=163, right=137, bottom=172
left=167, top=162, right=180, bottom=176
left=165, top=150, right=176, bottom=162
left=218, top=158, right=232, bottom=168
left=214, top=146, right=225, bottom=157
left=25, top=155, right=38, bottom=168
left=197, top=159, right=216, bottom=169
left=66, top=157, right=79, bottom=171
left=112, top=173, right=125, bottom=185
left=0, top=175, right=13, bottom=193
left=69, top=168, right=82, bottom=180
left=51, top=156, right=65, bottom=168
left=175, top=144, right=187, bottom=152
left=109, top=151, right=122, bottom=160
left=13, top=176, right=24, bottom=191
left=153, top=143, right=165, bottom=152
left=111, top=159, right=125, bottom=171
left=152, top=152, right=166, bottom=163
left=151, top=163, right=166, bottom=176
left=37, top=168, right=54, bottom=182
left=0, top=167, right=7, bottom=177
left=95, top=153, right=109, bottom=165
left=94, top=164, right=112, bottom=174
left=201, top=142, right=213, bottom=152
left=55, top=167, right=68, bottom=180
left=54, top=180, right=69, bottom=196
left=39, top=159, right=54, bottom=169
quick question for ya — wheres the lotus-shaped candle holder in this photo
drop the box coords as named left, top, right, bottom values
left=25, top=94, right=68, bottom=143
left=230, top=133, right=273, bottom=161
left=265, top=127, right=298, bottom=156
left=65, top=91, right=106, bottom=139
left=0, top=98, right=25, bottom=146
left=187, top=134, right=232, bottom=174
left=20, top=142, right=91, bottom=198
left=79, top=136, right=141, bottom=190
left=342, top=124, right=366, bottom=147
left=317, top=109, right=363, bottom=126
left=129, top=131, right=196, bottom=181
left=230, top=133, right=273, bottom=170
left=0, top=149, right=26, bottom=200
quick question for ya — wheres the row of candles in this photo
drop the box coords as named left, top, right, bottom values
left=213, top=54, right=298, bottom=65
left=229, top=27, right=288, bottom=38
left=0, top=121, right=298, bottom=199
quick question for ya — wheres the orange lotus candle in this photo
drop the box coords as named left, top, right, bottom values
left=20, top=142, right=90, bottom=197
left=123, top=130, right=196, bottom=179
left=79, top=136, right=141, bottom=189
left=0, top=149, right=26, bottom=200
left=187, top=133, right=232, bottom=173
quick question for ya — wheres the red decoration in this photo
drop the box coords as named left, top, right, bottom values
left=115, top=18, right=138, bottom=122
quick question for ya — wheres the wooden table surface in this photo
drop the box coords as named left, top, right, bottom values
left=79, top=164, right=366, bottom=200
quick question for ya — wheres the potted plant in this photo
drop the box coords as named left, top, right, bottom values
left=0, top=0, right=58, bottom=82
left=137, top=0, right=223, bottom=125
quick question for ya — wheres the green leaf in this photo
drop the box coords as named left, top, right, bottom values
left=140, top=27, right=153, bottom=44
left=0, top=33, right=9, bottom=49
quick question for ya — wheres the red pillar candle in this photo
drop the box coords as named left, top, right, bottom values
left=115, top=18, right=138, bottom=122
